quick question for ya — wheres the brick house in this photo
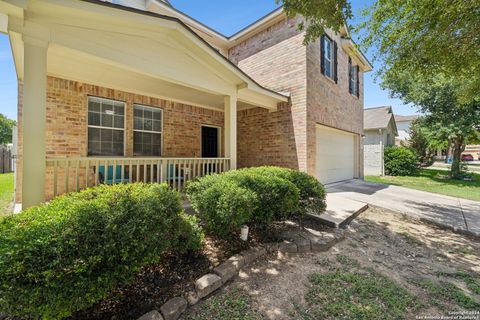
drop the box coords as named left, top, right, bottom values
left=0, top=0, right=372, bottom=209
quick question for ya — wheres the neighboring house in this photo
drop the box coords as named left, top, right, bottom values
left=363, top=106, right=398, bottom=176
left=463, top=145, right=480, bottom=160
left=394, top=114, right=419, bottom=146
left=0, top=0, right=372, bottom=208
left=364, top=107, right=398, bottom=146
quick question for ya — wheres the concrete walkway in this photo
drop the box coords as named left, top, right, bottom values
left=327, top=179, right=480, bottom=237
left=309, top=194, right=368, bottom=228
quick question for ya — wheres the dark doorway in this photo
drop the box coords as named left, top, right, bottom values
left=202, top=126, right=219, bottom=158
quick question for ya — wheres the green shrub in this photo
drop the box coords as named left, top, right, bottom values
left=384, top=146, right=419, bottom=176
left=187, top=166, right=327, bottom=238
left=225, top=169, right=300, bottom=223
left=187, top=178, right=257, bottom=237
left=0, top=183, right=203, bottom=320
left=242, top=166, right=326, bottom=214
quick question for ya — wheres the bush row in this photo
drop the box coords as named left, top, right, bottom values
left=0, top=167, right=325, bottom=319
left=186, top=166, right=326, bottom=237
left=0, top=183, right=203, bottom=320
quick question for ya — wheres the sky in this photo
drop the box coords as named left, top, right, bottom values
left=0, top=0, right=418, bottom=121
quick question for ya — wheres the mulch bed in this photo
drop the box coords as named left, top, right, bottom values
left=67, top=216, right=330, bottom=320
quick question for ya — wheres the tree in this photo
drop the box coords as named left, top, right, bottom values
left=359, top=0, right=480, bottom=103
left=0, top=114, right=16, bottom=145
left=280, top=0, right=479, bottom=102
left=408, top=117, right=448, bottom=166
left=278, top=0, right=352, bottom=44
left=382, top=73, right=480, bottom=178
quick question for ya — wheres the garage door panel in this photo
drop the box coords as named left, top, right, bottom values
left=316, top=125, right=356, bottom=184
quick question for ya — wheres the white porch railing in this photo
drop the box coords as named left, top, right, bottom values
left=45, top=157, right=230, bottom=198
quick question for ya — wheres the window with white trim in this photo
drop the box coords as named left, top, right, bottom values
left=323, top=36, right=334, bottom=79
left=88, top=97, right=125, bottom=156
left=133, top=104, right=163, bottom=156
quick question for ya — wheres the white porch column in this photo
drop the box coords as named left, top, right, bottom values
left=22, top=37, right=48, bottom=208
left=224, top=94, right=237, bottom=170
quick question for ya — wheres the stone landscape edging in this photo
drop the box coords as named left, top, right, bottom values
left=137, top=228, right=345, bottom=320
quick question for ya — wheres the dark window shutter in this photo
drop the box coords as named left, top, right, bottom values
left=356, top=66, right=360, bottom=98
left=333, top=41, right=338, bottom=83
left=320, top=35, right=325, bottom=75
left=348, top=57, right=353, bottom=94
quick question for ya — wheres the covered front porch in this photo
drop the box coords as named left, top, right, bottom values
left=0, top=0, right=287, bottom=208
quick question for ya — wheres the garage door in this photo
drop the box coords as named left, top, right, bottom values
left=316, top=125, right=356, bottom=184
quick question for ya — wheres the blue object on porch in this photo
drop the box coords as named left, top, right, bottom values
left=167, top=164, right=184, bottom=181
left=98, top=165, right=129, bottom=184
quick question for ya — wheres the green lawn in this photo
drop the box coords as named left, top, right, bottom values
left=365, top=169, right=480, bottom=202
left=0, top=173, right=14, bottom=217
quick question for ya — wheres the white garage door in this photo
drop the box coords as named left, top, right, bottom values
left=316, top=125, right=356, bottom=184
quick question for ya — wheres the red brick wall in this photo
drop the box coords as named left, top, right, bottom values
left=230, top=17, right=364, bottom=177
left=237, top=103, right=298, bottom=169
left=230, top=17, right=308, bottom=171
left=306, top=31, right=364, bottom=175
left=15, top=76, right=225, bottom=202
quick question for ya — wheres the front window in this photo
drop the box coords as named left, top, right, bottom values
left=323, top=36, right=334, bottom=78
left=88, top=97, right=125, bottom=156
left=133, top=105, right=163, bottom=156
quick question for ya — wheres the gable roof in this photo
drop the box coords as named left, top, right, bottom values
left=364, top=106, right=397, bottom=132
left=80, top=0, right=288, bottom=103
left=394, top=114, right=420, bottom=122
left=129, top=0, right=373, bottom=71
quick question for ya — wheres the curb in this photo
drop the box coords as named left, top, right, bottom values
left=137, top=229, right=345, bottom=320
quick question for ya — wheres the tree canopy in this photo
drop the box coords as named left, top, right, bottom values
left=383, top=71, right=480, bottom=177
left=280, top=0, right=479, bottom=103
left=277, top=0, right=351, bottom=44
left=359, top=0, right=480, bottom=103
left=0, top=114, right=16, bottom=145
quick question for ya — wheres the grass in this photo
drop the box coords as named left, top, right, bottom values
left=296, top=269, right=420, bottom=320
left=365, top=169, right=480, bottom=201
left=436, top=272, right=480, bottom=295
left=415, top=279, right=480, bottom=310
left=186, top=288, right=264, bottom=320
left=0, top=173, right=14, bottom=217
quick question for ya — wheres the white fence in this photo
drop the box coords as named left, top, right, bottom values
left=45, top=157, right=231, bottom=199
left=364, top=144, right=384, bottom=176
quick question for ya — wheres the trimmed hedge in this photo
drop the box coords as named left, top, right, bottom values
left=384, top=146, right=419, bottom=176
left=186, top=167, right=326, bottom=237
left=187, top=178, right=257, bottom=237
left=243, top=166, right=327, bottom=214
left=0, top=183, right=203, bottom=320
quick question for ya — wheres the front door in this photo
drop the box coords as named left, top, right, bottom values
left=202, top=126, right=219, bottom=158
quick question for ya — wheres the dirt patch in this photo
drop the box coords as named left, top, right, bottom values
left=183, top=207, right=480, bottom=319
left=69, top=220, right=324, bottom=320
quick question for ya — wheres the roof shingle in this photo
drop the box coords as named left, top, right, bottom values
left=364, top=106, right=394, bottom=130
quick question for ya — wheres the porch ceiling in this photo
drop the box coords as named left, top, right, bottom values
left=48, top=45, right=258, bottom=111
left=48, top=45, right=227, bottom=110
left=2, top=0, right=288, bottom=111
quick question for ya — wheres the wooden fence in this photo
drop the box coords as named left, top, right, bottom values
left=0, top=146, right=13, bottom=174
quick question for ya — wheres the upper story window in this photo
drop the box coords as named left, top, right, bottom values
left=133, top=105, right=163, bottom=157
left=348, top=57, right=360, bottom=98
left=321, top=35, right=338, bottom=83
left=87, top=97, right=125, bottom=156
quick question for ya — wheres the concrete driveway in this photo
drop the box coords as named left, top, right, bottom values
left=327, top=179, right=480, bottom=237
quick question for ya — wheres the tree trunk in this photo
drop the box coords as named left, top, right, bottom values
left=450, top=137, right=464, bottom=179
left=444, top=141, right=451, bottom=164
